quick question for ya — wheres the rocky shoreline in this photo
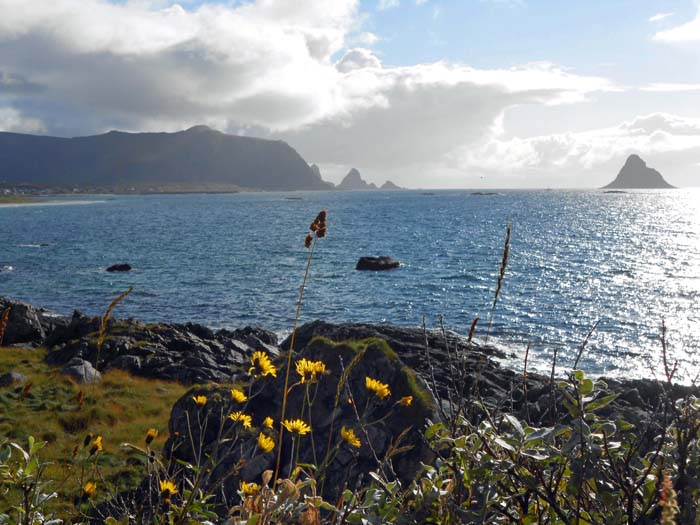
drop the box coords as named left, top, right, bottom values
left=2, top=295, right=696, bottom=519
left=1, top=295, right=693, bottom=429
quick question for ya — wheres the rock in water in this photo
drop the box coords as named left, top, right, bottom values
left=356, top=256, right=400, bottom=271
left=380, top=180, right=402, bottom=190
left=604, top=154, right=675, bottom=189
left=106, top=263, right=132, bottom=272
left=338, top=168, right=378, bottom=190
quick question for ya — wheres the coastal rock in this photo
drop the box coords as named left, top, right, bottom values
left=356, top=256, right=401, bottom=271
left=380, top=180, right=402, bottom=190
left=61, top=357, right=102, bottom=384
left=0, top=296, right=69, bottom=346
left=338, top=168, right=377, bottom=190
left=0, top=371, right=28, bottom=387
left=45, top=314, right=279, bottom=384
left=106, top=263, right=132, bottom=272
left=604, top=154, right=675, bottom=189
left=165, top=336, right=439, bottom=508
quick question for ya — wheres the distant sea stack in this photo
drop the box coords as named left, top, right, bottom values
left=604, top=154, right=675, bottom=189
left=337, top=168, right=402, bottom=190
left=380, top=180, right=402, bottom=190
left=0, top=126, right=334, bottom=192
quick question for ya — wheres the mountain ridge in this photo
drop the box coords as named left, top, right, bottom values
left=0, top=126, right=333, bottom=192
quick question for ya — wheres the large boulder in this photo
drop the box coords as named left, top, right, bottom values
left=0, top=297, right=69, bottom=346
left=0, top=371, right=28, bottom=387
left=45, top=314, right=279, bottom=384
left=165, top=336, right=439, bottom=511
left=61, top=357, right=102, bottom=384
left=356, top=256, right=400, bottom=271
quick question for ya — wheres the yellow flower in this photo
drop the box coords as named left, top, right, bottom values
left=399, top=395, right=413, bottom=407
left=230, top=388, right=248, bottom=403
left=257, top=433, right=275, bottom=453
left=145, top=428, right=158, bottom=445
left=228, top=411, right=252, bottom=429
left=83, top=481, right=97, bottom=498
left=295, top=358, right=328, bottom=384
left=263, top=416, right=274, bottom=429
left=159, top=479, right=178, bottom=503
left=240, top=481, right=261, bottom=496
left=192, top=395, right=207, bottom=406
left=89, top=435, right=103, bottom=455
left=282, top=419, right=312, bottom=436
left=365, top=377, right=391, bottom=399
left=249, top=351, right=278, bottom=378
left=340, top=426, right=361, bottom=448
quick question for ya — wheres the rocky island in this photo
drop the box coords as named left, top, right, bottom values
left=604, top=154, right=675, bottom=189
left=337, top=168, right=402, bottom=190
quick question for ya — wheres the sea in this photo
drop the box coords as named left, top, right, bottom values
left=1, top=189, right=699, bottom=382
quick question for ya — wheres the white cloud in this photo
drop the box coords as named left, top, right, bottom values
left=649, top=12, right=674, bottom=22
left=457, top=113, right=700, bottom=187
left=0, top=107, right=45, bottom=133
left=0, top=0, right=629, bottom=188
left=654, top=8, right=700, bottom=42
left=641, top=83, right=700, bottom=92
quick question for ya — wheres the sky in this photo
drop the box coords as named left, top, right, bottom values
left=1, top=0, right=700, bottom=188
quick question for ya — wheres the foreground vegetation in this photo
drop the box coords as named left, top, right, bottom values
left=0, top=346, right=187, bottom=518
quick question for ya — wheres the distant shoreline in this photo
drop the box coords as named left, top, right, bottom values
left=0, top=199, right=105, bottom=209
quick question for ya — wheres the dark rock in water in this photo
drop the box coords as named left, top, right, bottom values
left=380, top=180, right=402, bottom=190
left=604, top=190, right=628, bottom=194
left=61, top=357, right=102, bottom=384
left=0, top=371, right=28, bottom=387
left=471, top=191, right=500, bottom=196
left=165, top=335, right=439, bottom=508
left=106, top=263, right=132, bottom=272
left=604, top=154, right=675, bottom=189
left=356, top=256, right=400, bottom=271
left=0, top=296, right=70, bottom=346
left=338, top=168, right=377, bottom=190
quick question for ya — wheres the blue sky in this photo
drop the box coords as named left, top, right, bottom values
left=1, top=0, right=700, bottom=187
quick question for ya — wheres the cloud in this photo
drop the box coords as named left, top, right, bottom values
left=378, top=0, right=400, bottom=10
left=336, top=48, right=382, bottom=72
left=0, top=0, right=621, bottom=187
left=649, top=12, right=674, bottom=22
left=653, top=8, right=700, bottom=42
left=0, top=106, right=45, bottom=133
left=641, top=83, right=700, bottom=92
left=457, top=113, right=700, bottom=187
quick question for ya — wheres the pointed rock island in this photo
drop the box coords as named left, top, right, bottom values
left=337, top=168, right=402, bottom=190
left=604, top=154, right=675, bottom=189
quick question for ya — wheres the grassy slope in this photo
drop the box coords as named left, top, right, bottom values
left=0, top=346, right=188, bottom=516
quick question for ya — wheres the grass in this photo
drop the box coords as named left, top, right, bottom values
left=0, top=195, right=33, bottom=204
left=0, top=345, right=188, bottom=515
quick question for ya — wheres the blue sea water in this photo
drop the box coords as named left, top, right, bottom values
left=1, top=190, right=699, bottom=381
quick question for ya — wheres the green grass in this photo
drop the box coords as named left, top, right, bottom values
left=0, top=195, right=33, bottom=204
left=0, top=346, right=188, bottom=516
